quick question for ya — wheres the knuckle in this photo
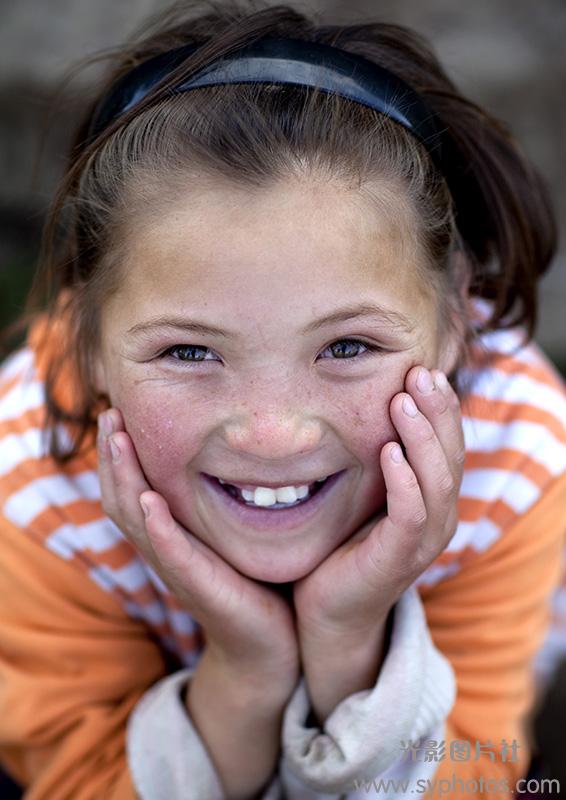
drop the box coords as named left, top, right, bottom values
left=99, top=494, right=114, bottom=516
left=447, top=390, right=462, bottom=411
left=415, top=421, right=436, bottom=446
left=434, top=396, right=452, bottom=417
left=437, top=472, right=455, bottom=497
left=446, top=507, right=460, bottom=537
left=409, top=505, right=428, bottom=530
left=454, top=447, right=467, bottom=468
left=415, top=546, right=434, bottom=572
left=399, top=470, right=420, bottom=494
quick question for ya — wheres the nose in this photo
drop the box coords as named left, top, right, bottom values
left=222, top=405, right=324, bottom=461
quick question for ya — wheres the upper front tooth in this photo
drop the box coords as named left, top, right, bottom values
left=276, top=485, right=308, bottom=502
left=241, top=484, right=310, bottom=505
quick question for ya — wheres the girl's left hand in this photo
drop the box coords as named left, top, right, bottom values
left=293, top=365, right=465, bottom=644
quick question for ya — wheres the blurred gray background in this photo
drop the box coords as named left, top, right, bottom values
left=1, top=0, right=566, bottom=371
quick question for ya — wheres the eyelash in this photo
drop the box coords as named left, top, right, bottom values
left=156, top=339, right=383, bottom=367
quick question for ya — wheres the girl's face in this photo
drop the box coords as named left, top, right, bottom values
left=94, top=175, right=463, bottom=583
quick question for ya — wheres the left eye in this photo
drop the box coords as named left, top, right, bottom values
left=319, top=339, right=379, bottom=360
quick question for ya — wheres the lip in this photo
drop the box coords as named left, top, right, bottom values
left=200, top=470, right=347, bottom=531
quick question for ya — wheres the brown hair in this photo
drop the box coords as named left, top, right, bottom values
left=0, top=0, right=557, bottom=463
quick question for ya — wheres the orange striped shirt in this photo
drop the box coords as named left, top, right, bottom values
left=0, top=295, right=565, bottom=798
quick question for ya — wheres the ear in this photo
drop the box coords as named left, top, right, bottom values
left=436, top=250, right=472, bottom=377
left=452, top=249, right=472, bottom=299
left=437, top=326, right=463, bottom=377
left=93, top=350, right=109, bottom=396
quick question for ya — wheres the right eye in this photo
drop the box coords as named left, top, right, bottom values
left=157, top=344, right=221, bottom=366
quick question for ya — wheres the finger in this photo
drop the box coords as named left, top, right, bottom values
left=96, top=411, right=122, bottom=517
left=97, top=410, right=153, bottom=553
left=390, top=391, right=458, bottom=536
left=104, top=419, right=241, bottom=609
left=430, top=368, right=467, bottom=479
left=355, top=441, right=428, bottom=586
left=389, top=370, right=463, bottom=532
left=108, top=432, right=156, bottom=547
left=406, top=366, right=466, bottom=484
left=140, top=491, right=288, bottom=644
left=139, top=491, right=220, bottom=620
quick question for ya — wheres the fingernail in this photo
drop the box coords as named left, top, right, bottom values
left=109, top=436, right=121, bottom=463
left=416, top=367, right=434, bottom=393
left=140, top=498, right=150, bottom=518
left=390, top=444, right=404, bottom=463
left=402, top=396, right=418, bottom=417
left=99, top=412, right=113, bottom=436
left=434, top=372, right=450, bottom=393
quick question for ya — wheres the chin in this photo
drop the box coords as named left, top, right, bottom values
left=235, top=556, right=320, bottom=584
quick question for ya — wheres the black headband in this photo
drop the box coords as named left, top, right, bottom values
left=87, top=36, right=444, bottom=167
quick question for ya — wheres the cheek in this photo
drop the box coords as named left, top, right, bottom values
left=349, top=381, right=409, bottom=515
left=111, top=371, right=403, bottom=490
left=340, top=381, right=399, bottom=457
left=114, top=389, right=206, bottom=485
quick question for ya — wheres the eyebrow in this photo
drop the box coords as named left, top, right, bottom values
left=126, top=303, right=415, bottom=339
left=302, top=303, right=415, bottom=335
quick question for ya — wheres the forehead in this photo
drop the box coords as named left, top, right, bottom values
left=115, top=175, right=434, bottom=314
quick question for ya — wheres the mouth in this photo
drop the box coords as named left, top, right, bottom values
left=200, top=470, right=346, bottom=531
left=216, top=476, right=327, bottom=508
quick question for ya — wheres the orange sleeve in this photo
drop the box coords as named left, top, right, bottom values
left=0, top=516, right=168, bottom=800
left=418, top=472, right=566, bottom=797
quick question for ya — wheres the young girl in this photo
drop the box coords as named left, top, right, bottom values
left=1, top=2, right=565, bottom=798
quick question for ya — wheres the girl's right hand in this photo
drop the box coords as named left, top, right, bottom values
left=96, top=408, right=300, bottom=698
